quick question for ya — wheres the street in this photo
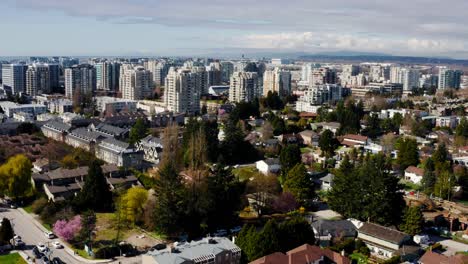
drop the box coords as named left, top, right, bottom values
left=0, top=208, right=141, bottom=264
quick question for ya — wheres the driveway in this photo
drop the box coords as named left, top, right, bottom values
left=0, top=207, right=141, bottom=263
left=427, top=234, right=468, bottom=256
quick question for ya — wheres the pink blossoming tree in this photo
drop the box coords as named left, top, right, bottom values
left=53, top=215, right=82, bottom=242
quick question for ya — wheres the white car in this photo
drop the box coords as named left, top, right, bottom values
left=44, top=231, right=55, bottom=239
left=37, top=243, right=48, bottom=253
left=52, top=241, right=63, bottom=249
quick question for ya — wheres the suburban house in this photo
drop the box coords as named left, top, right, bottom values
left=142, top=237, right=241, bottom=264
left=340, top=134, right=369, bottom=147
left=65, top=128, right=106, bottom=152
left=311, top=122, right=341, bottom=134
left=404, top=166, right=425, bottom=184
left=88, top=123, right=129, bottom=139
left=34, top=164, right=139, bottom=201
left=299, top=130, right=320, bottom=147
left=357, top=222, right=418, bottom=260
left=311, top=219, right=357, bottom=247
left=435, top=116, right=458, bottom=129
left=256, top=158, right=281, bottom=175
left=418, top=251, right=468, bottom=264
left=318, top=173, right=335, bottom=191
left=137, top=135, right=163, bottom=164
left=41, top=120, right=72, bottom=142
left=278, top=133, right=304, bottom=145
left=96, top=138, right=144, bottom=168
left=250, top=244, right=350, bottom=264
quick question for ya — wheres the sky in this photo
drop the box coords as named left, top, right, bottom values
left=1, top=0, right=468, bottom=58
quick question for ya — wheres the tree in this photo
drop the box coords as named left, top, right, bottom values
left=395, top=137, right=419, bottom=171
left=318, top=129, right=338, bottom=158
left=283, top=164, right=315, bottom=204
left=251, top=220, right=281, bottom=261
left=421, top=158, right=436, bottom=195
left=77, top=211, right=96, bottom=247
left=16, top=122, right=40, bottom=134
left=279, top=144, right=301, bottom=174
left=278, top=217, right=315, bottom=252
left=0, top=218, right=14, bottom=245
left=262, top=121, right=274, bottom=140
left=74, top=161, right=113, bottom=212
left=434, top=170, right=456, bottom=200
left=119, top=187, right=148, bottom=225
left=219, top=120, right=259, bottom=165
left=328, top=154, right=405, bottom=226
left=432, top=144, right=448, bottom=168
left=236, top=225, right=258, bottom=262
left=272, top=192, right=299, bottom=213
left=53, top=215, right=82, bottom=242
left=129, top=118, right=149, bottom=145
left=0, top=154, right=33, bottom=200
left=455, top=117, right=468, bottom=137
left=261, top=91, right=284, bottom=110
left=399, top=206, right=423, bottom=235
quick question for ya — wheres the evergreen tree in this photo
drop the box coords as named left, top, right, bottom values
left=236, top=225, right=258, bottom=262
left=318, top=129, right=338, bottom=158
left=432, top=144, right=448, bottom=168
left=279, top=144, right=301, bottom=174
left=395, top=137, right=419, bottom=171
left=399, top=206, right=423, bottom=235
left=283, top=164, right=315, bottom=204
left=220, top=120, right=259, bottom=165
left=278, top=217, right=315, bottom=252
left=0, top=218, right=14, bottom=245
left=421, top=158, right=436, bottom=195
left=455, top=117, right=468, bottom=137
left=251, top=220, right=281, bottom=261
left=74, top=161, right=113, bottom=212
left=129, top=118, right=149, bottom=145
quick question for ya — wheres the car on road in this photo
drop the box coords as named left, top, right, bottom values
left=44, top=231, right=56, bottom=239
left=52, top=257, right=65, bottom=264
left=52, top=241, right=63, bottom=249
left=39, top=256, right=51, bottom=264
left=37, top=243, right=49, bottom=253
left=229, top=226, right=242, bottom=234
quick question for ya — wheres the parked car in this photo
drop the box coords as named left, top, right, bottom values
left=37, top=243, right=48, bottom=253
left=33, top=247, right=43, bottom=258
left=44, top=231, right=55, bottom=239
left=213, top=229, right=228, bottom=237
left=52, top=257, right=65, bottom=264
left=40, top=256, right=51, bottom=264
left=52, top=241, right=63, bottom=249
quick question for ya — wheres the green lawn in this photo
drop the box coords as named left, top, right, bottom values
left=0, top=253, right=27, bottom=264
left=349, top=253, right=368, bottom=264
left=232, top=166, right=258, bottom=181
left=300, top=147, right=313, bottom=153
left=23, top=205, right=33, bottom=214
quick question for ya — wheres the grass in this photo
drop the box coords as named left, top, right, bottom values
left=0, top=253, right=27, bottom=264
left=301, top=147, right=313, bottom=154
left=232, top=166, right=258, bottom=181
left=23, top=205, right=33, bottom=214
left=349, top=253, right=368, bottom=264
left=400, top=179, right=422, bottom=191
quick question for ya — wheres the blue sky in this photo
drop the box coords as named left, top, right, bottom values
left=1, top=0, right=468, bottom=58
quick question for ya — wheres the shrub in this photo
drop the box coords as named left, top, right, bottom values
left=31, top=197, right=48, bottom=214
left=94, top=245, right=120, bottom=259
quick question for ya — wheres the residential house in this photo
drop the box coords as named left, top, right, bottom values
left=262, top=138, right=279, bottom=148
left=96, top=138, right=143, bottom=168
left=311, top=122, right=340, bottom=134
left=299, top=130, right=320, bottom=147
left=404, top=166, right=424, bottom=184
left=278, top=133, right=304, bottom=145
left=319, top=173, right=335, bottom=191
left=250, top=244, right=350, bottom=264
left=65, top=128, right=106, bottom=152
left=418, top=251, right=468, bottom=264
left=340, top=134, right=369, bottom=147
left=142, top=237, right=241, bottom=264
left=436, top=116, right=458, bottom=129
left=137, top=135, right=163, bottom=164
left=88, top=123, right=129, bottom=139
left=357, top=222, right=418, bottom=260
left=256, top=158, right=281, bottom=175
left=311, top=219, right=357, bottom=247
left=33, top=158, right=59, bottom=173
left=41, top=120, right=72, bottom=142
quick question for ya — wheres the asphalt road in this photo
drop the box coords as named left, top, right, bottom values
left=0, top=207, right=80, bottom=264
left=0, top=208, right=141, bottom=264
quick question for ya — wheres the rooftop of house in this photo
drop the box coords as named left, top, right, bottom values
left=147, top=237, right=240, bottom=264
left=319, top=173, right=335, bottom=183
left=405, top=166, right=424, bottom=176
left=358, top=222, right=409, bottom=245
left=299, top=130, right=318, bottom=138
left=43, top=120, right=72, bottom=132
left=139, top=135, right=163, bottom=147
left=99, top=137, right=131, bottom=152
left=68, top=128, right=105, bottom=141
left=419, top=251, right=468, bottom=264
left=92, top=123, right=128, bottom=136
left=250, top=244, right=350, bottom=264
left=311, top=219, right=357, bottom=237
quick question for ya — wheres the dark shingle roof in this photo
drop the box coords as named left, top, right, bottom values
left=358, top=222, right=408, bottom=244
left=44, top=120, right=71, bottom=132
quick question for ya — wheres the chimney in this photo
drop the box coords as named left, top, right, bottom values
left=341, top=250, right=345, bottom=257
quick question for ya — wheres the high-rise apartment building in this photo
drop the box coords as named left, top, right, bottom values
left=310, top=67, right=337, bottom=86
left=96, top=62, right=120, bottom=91
left=64, top=64, right=96, bottom=98
left=47, top=64, right=60, bottom=92
left=401, top=68, right=420, bottom=91
left=2, top=64, right=27, bottom=95
left=26, top=64, right=50, bottom=96
left=390, top=66, right=402, bottom=83
left=229, top=71, right=258, bottom=103
left=207, top=62, right=222, bottom=88
left=263, top=68, right=291, bottom=97
left=370, top=65, right=390, bottom=82
left=120, top=66, right=153, bottom=100
left=220, top=61, right=234, bottom=83
left=164, top=67, right=202, bottom=114
left=341, top=64, right=360, bottom=86
left=438, top=67, right=463, bottom=89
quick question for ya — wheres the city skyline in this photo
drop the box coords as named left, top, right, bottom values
left=1, top=0, right=468, bottom=58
